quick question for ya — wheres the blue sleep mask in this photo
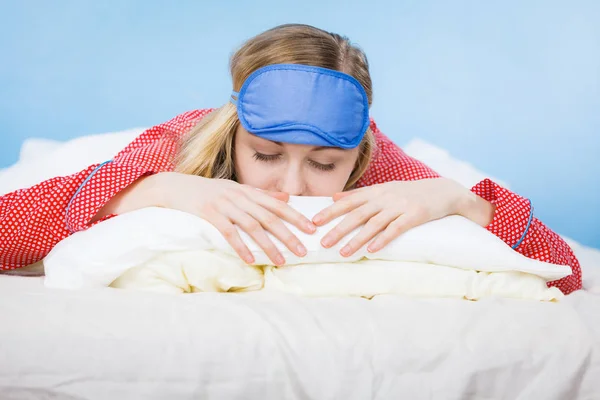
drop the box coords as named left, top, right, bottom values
left=230, top=64, right=370, bottom=149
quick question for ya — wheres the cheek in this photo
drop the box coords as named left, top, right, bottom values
left=234, top=150, right=274, bottom=188
left=306, top=164, right=356, bottom=196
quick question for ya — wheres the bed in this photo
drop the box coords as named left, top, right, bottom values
left=1, top=270, right=600, bottom=399
left=1, top=133, right=599, bottom=399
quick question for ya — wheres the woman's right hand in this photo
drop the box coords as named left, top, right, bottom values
left=93, top=172, right=315, bottom=266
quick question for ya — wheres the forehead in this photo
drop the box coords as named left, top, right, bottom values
left=236, top=124, right=348, bottom=153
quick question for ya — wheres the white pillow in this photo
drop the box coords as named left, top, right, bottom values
left=110, top=251, right=264, bottom=294
left=0, top=129, right=144, bottom=196
left=403, top=138, right=510, bottom=189
left=262, top=262, right=561, bottom=301
left=403, top=139, right=600, bottom=291
left=44, top=197, right=570, bottom=301
left=105, top=253, right=561, bottom=301
left=18, top=138, right=63, bottom=164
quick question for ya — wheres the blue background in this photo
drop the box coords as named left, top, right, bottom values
left=1, top=0, right=599, bottom=248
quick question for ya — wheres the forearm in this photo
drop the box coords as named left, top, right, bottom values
left=0, top=163, right=147, bottom=270
left=90, top=173, right=164, bottom=223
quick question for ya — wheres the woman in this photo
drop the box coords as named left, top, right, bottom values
left=0, top=24, right=582, bottom=294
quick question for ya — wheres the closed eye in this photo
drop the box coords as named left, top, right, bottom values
left=308, top=159, right=336, bottom=171
left=253, top=152, right=336, bottom=171
left=253, top=152, right=281, bottom=162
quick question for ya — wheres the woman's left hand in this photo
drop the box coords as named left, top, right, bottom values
left=313, top=178, right=494, bottom=257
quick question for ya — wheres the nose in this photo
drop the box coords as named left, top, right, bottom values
left=276, top=164, right=307, bottom=196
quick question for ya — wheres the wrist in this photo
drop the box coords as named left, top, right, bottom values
left=140, top=172, right=169, bottom=208
left=456, top=188, right=495, bottom=227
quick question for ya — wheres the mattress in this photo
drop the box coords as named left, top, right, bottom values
left=1, top=273, right=599, bottom=400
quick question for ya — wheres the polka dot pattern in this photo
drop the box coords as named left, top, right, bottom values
left=0, top=109, right=582, bottom=294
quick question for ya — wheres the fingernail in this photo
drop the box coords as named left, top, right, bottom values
left=245, top=254, right=255, bottom=263
left=313, top=215, right=323, bottom=225
left=321, top=237, right=332, bottom=248
left=305, top=222, right=316, bottom=233
left=275, top=255, right=285, bottom=266
left=367, top=244, right=378, bottom=253
left=296, top=244, right=307, bottom=256
left=340, top=245, right=350, bottom=256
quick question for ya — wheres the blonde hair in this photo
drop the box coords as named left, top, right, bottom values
left=175, top=24, right=375, bottom=190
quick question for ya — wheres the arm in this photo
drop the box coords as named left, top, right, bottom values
left=469, top=179, right=582, bottom=294
left=0, top=109, right=211, bottom=270
left=358, top=121, right=582, bottom=294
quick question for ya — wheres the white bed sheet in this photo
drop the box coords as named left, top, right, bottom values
left=1, top=274, right=599, bottom=400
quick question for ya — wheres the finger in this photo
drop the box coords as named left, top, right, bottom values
left=313, top=192, right=369, bottom=226
left=224, top=203, right=286, bottom=266
left=320, top=203, right=381, bottom=248
left=208, top=213, right=255, bottom=264
left=244, top=187, right=316, bottom=234
left=332, top=191, right=353, bottom=201
left=339, top=210, right=399, bottom=257
left=237, top=194, right=307, bottom=257
left=332, top=186, right=368, bottom=201
left=367, top=212, right=424, bottom=253
left=251, top=186, right=289, bottom=199
left=263, top=190, right=290, bottom=202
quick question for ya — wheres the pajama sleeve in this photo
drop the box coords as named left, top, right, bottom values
left=357, top=120, right=582, bottom=294
left=0, top=109, right=211, bottom=271
left=470, top=179, right=582, bottom=294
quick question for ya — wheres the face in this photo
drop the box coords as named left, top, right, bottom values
left=234, top=125, right=360, bottom=196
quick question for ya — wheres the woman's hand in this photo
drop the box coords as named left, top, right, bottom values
left=312, top=178, right=495, bottom=257
left=93, top=172, right=316, bottom=266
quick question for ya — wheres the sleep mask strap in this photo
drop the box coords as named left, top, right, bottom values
left=230, top=91, right=239, bottom=106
